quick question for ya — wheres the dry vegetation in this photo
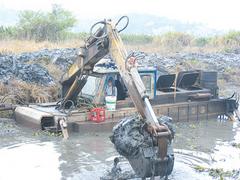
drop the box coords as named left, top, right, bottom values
left=124, top=31, right=240, bottom=54
left=1, top=31, right=240, bottom=54
left=0, top=80, right=59, bottom=104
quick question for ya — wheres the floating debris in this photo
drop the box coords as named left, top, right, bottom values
left=33, top=130, right=63, bottom=137
left=231, top=142, right=240, bottom=149
left=0, top=118, right=19, bottom=136
left=193, top=165, right=240, bottom=179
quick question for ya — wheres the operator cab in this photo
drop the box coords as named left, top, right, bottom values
left=104, top=67, right=157, bottom=101
left=79, top=66, right=157, bottom=107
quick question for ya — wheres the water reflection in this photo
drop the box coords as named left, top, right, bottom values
left=209, top=121, right=240, bottom=171
left=0, top=142, right=61, bottom=180
left=56, top=133, right=116, bottom=179
left=173, top=119, right=235, bottom=152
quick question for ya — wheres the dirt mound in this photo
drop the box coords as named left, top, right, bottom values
left=0, top=48, right=79, bottom=85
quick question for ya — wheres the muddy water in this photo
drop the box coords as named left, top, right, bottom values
left=0, top=118, right=239, bottom=180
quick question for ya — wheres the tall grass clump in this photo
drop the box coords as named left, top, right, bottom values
left=0, top=80, right=59, bottom=104
left=222, top=31, right=240, bottom=47
left=209, top=31, right=240, bottom=51
left=152, top=32, right=193, bottom=52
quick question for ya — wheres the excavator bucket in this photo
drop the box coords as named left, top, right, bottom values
left=110, top=115, right=175, bottom=179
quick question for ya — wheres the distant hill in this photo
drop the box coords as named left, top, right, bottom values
left=73, top=14, right=224, bottom=36
left=0, top=8, right=223, bottom=36
left=117, top=14, right=205, bottom=35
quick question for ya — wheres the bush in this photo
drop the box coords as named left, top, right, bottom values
left=222, top=31, right=240, bottom=47
left=208, top=31, right=240, bottom=50
left=194, top=37, right=210, bottom=47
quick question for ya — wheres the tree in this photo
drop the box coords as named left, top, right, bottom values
left=17, top=4, right=77, bottom=41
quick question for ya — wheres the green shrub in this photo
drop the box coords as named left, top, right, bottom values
left=17, top=4, right=77, bottom=42
left=194, top=37, right=210, bottom=47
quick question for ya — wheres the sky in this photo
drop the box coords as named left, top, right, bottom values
left=0, top=0, right=240, bottom=30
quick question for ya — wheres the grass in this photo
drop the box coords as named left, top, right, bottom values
left=1, top=31, right=240, bottom=54
left=0, top=111, right=13, bottom=118
left=193, top=165, right=240, bottom=179
left=231, top=143, right=240, bottom=148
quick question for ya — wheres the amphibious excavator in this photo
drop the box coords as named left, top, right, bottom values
left=10, top=16, right=239, bottom=179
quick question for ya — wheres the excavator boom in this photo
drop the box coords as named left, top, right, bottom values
left=60, top=27, right=109, bottom=107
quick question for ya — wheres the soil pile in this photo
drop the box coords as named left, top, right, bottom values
left=1, top=48, right=240, bottom=85
left=0, top=48, right=79, bottom=85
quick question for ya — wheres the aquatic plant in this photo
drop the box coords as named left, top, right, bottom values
left=193, top=165, right=240, bottom=179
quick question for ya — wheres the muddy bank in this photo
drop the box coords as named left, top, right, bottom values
left=133, top=50, right=240, bottom=72
left=0, top=48, right=78, bottom=85
left=1, top=48, right=240, bottom=86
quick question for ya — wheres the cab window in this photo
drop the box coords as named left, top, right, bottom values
left=141, top=75, right=152, bottom=96
left=81, top=76, right=101, bottom=98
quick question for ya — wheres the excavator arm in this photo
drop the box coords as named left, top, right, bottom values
left=60, top=16, right=168, bottom=134
left=60, top=27, right=109, bottom=108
